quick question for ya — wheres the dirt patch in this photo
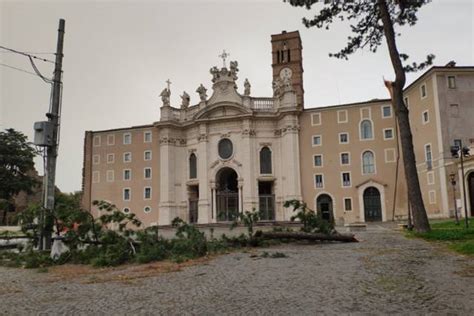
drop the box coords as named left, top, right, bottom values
left=43, top=255, right=218, bottom=285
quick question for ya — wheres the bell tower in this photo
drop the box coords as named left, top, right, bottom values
left=271, top=30, right=304, bottom=107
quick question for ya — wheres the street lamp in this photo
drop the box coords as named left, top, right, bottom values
left=449, top=173, right=460, bottom=225
left=450, top=140, right=471, bottom=229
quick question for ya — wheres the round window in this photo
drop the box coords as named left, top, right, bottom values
left=144, top=206, right=151, bottom=213
left=123, top=208, right=130, bottom=214
left=218, top=138, right=233, bottom=160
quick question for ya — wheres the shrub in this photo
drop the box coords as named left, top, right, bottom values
left=284, top=199, right=334, bottom=234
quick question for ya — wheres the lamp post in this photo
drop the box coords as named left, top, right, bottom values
left=450, top=140, right=470, bottom=229
left=449, top=173, right=459, bottom=225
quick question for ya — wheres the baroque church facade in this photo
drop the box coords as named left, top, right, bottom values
left=82, top=31, right=474, bottom=226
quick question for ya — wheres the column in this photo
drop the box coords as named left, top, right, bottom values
left=211, top=182, right=217, bottom=223
left=197, top=124, right=210, bottom=223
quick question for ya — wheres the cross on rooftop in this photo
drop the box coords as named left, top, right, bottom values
left=219, top=50, right=230, bottom=68
left=166, top=79, right=172, bottom=90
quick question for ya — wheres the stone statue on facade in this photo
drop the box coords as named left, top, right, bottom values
left=282, top=76, right=293, bottom=90
left=180, top=91, right=190, bottom=109
left=196, top=84, right=208, bottom=101
left=160, top=88, right=171, bottom=107
left=272, top=79, right=282, bottom=97
left=244, top=78, right=251, bottom=96
left=210, top=66, right=220, bottom=83
left=229, top=60, right=239, bottom=80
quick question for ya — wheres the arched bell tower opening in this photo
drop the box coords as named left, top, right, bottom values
left=216, top=167, right=239, bottom=222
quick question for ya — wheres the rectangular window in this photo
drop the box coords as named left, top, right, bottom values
left=337, top=110, right=348, bottom=123
left=429, top=190, right=436, bottom=204
left=341, top=153, right=350, bottom=165
left=93, top=135, right=101, bottom=147
left=422, top=111, right=429, bottom=124
left=315, top=174, right=323, bottom=188
left=385, top=148, right=396, bottom=163
left=427, top=171, right=435, bottom=185
left=123, top=188, right=131, bottom=201
left=144, top=131, right=152, bottom=143
left=92, top=154, right=100, bottom=165
left=107, top=134, right=115, bottom=146
left=123, top=152, right=132, bottom=162
left=447, top=76, right=456, bottom=89
left=384, top=128, right=394, bottom=140
left=106, top=170, right=114, bottom=182
left=123, top=169, right=131, bottom=181
left=107, top=153, right=114, bottom=164
left=344, top=198, right=352, bottom=211
left=92, top=171, right=100, bottom=183
left=382, top=105, right=392, bottom=118
left=421, top=84, right=427, bottom=98
left=313, top=155, right=323, bottom=167
left=342, top=172, right=351, bottom=187
left=144, top=167, right=152, bottom=179
left=144, top=150, right=152, bottom=161
left=144, top=187, right=152, bottom=200
left=312, top=135, right=322, bottom=146
left=123, top=133, right=132, bottom=145
left=311, top=113, right=321, bottom=126
left=425, top=144, right=432, bottom=170
left=339, top=133, right=349, bottom=144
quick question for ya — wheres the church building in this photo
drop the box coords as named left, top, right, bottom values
left=82, top=31, right=474, bottom=226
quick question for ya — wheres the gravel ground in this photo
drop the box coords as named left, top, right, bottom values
left=1, top=223, right=473, bottom=315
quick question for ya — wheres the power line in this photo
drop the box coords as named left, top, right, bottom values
left=0, top=62, right=42, bottom=77
left=0, top=51, right=54, bottom=55
left=0, top=45, right=56, bottom=64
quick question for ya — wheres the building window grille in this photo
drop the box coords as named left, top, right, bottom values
left=342, top=172, right=351, bottom=187
left=315, top=174, right=324, bottom=188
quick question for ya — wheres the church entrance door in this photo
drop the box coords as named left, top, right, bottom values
left=216, top=168, right=239, bottom=222
left=364, top=187, right=382, bottom=221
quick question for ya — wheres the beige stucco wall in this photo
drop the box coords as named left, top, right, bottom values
left=84, top=126, right=161, bottom=227
left=299, top=100, right=408, bottom=224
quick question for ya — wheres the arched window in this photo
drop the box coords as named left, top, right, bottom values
left=362, top=151, right=375, bottom=174
left=189, top=153, right=197, bottom=179
left=260, top=147, right=272, bottom=174
left=360, top=120, right=373, bottom=139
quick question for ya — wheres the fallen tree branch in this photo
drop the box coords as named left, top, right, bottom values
left=260, top=231, right=358, bottom=243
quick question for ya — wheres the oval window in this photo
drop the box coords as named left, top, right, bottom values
left=218, top=138, right=233, bottom=160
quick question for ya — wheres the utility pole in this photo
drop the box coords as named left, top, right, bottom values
left=41, top=19, right=65, bottom=250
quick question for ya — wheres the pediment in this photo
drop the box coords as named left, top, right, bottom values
left=207, top=81, right=242, bottom=105
left=355, top=178, right=388, bottom=189
left=193, top=103, right=251, bottom=120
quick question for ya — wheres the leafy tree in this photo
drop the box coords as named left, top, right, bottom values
left=0, top=129, right=38, bottom=225
left=285, top=0, right=432, bottom=232
left=285, top=199, right=334, bottom=234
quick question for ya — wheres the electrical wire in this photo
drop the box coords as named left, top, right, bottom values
left=28, top=56, right=54, bottom=84
left=0, top=62, right=41, bottom=77
left=0, top=45, right=55, bottom=64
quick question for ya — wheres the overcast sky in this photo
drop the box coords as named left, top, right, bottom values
left=1, top=0, right=473, bottom=193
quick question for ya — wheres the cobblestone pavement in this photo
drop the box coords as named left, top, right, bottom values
left=1, top=224, right=473, bottom=315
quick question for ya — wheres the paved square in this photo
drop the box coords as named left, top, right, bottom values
left=1, top=224, right=473, bottom=315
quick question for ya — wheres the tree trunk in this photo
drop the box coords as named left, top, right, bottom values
left=261, top=231, right=358, bottom=243
left=378, top=0, right=431, bottom=232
